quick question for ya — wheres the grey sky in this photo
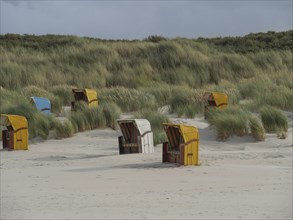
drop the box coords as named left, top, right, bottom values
left=1, top=0, right=292, bottom=39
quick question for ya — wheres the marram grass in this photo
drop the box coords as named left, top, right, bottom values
left=260, top=106, right=288, bottom=137
left=249, top=116, right=265, bottom=141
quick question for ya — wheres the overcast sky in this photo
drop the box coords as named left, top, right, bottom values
left=1, top=0, right=292, bottom=39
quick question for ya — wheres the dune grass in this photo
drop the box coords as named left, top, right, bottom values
left=70, top=111, right=90, bottom=132
left=100, top=102, right=122, bottom=129
left=99, top=87, right=158, bottom=112
left=0, top=87, right=27, bottom=108
left=69, top=102, right=121, bottom=133
left=50, top=84, right=75, bottom=106
left=175, top=104, right=202, bottom=118
left=238, top=73, right=293, bottom=111
left=1, top=33, right=292, bottom=92
left=1, top=33, right=292, bottom=115
left=259, top=106, right=288, bottom=138
left=207, top=107, right=250, bottom=140
left=51, top=119, right=75, bottom=139
left=206, top=105, right=280, bottom=141
left=207, top=106, right=265, bottom=141
left=169, top=86, right=205, bottom=117
left=249, top=116, right=265, bottom=141
left=0, top=32, right=292, bottom=142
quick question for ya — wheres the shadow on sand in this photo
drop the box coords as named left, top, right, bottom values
left=28, top=154, right=117, bottom=162
left=66, top=161, right=179, bottom=172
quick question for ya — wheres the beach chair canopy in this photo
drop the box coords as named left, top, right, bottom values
left=118, top=119, right=151, bottom=140
left=0, top=114, right=28, bottom=150
left=117, top=119, right=154, bottom=154
left=163, top=123, right=199, bottom=165
left=204, top=92, right=228, bottom=108
left=72, top=88, right=98, bottom=107
left=31, top=97, right=51, bottom=114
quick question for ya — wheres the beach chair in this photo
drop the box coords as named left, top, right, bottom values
left=0, top=114, right=28, bottom=150
left=117, top=119, right=154, bottom=154
left=30, top=97, right=51, bottom=115
left=71, top=88, right=98, bottom=111
left=204, top=92, right=228, bottom=118
left=162, top=123, right=199, bottom=165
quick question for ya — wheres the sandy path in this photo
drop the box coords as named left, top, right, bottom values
left=1, top=118, right=292, bottom=219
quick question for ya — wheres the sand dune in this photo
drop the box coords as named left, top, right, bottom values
left=1, top=117, right=292, bottom=219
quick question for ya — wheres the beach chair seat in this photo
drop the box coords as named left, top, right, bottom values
left=162, top=123, right=199, bottom=166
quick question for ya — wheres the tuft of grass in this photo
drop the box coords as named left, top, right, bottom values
left=34, top=113, right=51, bottom=139
left=175, top=104, right=203, bottom=118
left=69, top=102, right=121, bottom=132
left=72, top=101, right=89, bottom=112
left=259, top=106, right=288, bottom=136
left=142, top=85, right=172, bottom=105
left=170, top=87, right=204, bottom=116
left=238, top=75, right=293, bottom=111
left=249, top=116, right=265, bottom=141
left=99, top=87, right=158, bottom=112
left=100, top=102, right=121, bottom=129
left=0, top=87, right=27, bottom=108
left=70, top=111, right=89, bottom=132
left=170, top=87, right=193, bottom=111
left=52, top=119, right=74, bottom=139
left=254, top=86, right=293, bottom=111
left=207, top=107, right=250, bottom=140
left=50, top=84, right=74, bottom=106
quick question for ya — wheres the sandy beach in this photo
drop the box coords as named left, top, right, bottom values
left=1, top=116, right=292, bottom=219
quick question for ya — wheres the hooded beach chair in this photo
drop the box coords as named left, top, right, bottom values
left=162, top=123, right=199, bottom=166
left=0, top=114, right=28, bottom=150
left=71, top=88, right=98, bottom=111
left=30, top=97, right=51, bottom=115
left=117, top=119, right=154, bottom=154
left=204, top=92, right=228, bottom=118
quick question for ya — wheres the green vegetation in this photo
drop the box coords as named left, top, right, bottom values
left=0, top=31, right=291, bottom=142
left=197, top=30, right=293, bottom=53
left=100, top=102, right=121, bottom=129
left=259, top=106, right=288, bottom=138
left=207, top=107, right=250, bottom=140
left=52, top=119, right=74, bottom=139
left=207, top=107, right=269, bottom=141
left=99, top=87, right=158, bottom=112
left=69, top=103, right=121, bottom=133
left=0, top=31, right=292, bottom=91
left=238, top=73, right=293, bottom=111
left=169, top=87, right=205, bottom=117
left=249, top=116, right=265, bottom=141
left=50, top=85, right=74, bottom=106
